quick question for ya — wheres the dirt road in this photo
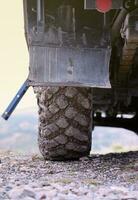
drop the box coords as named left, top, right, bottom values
left=0, top=151, right=138, bottom=199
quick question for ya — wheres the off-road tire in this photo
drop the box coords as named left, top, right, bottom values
left=34, top=86, right=93, bottom=161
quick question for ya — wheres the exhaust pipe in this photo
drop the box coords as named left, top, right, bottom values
left=111, top=0, right=138, bottom=44
left=111, top=8, right=128, bottom=44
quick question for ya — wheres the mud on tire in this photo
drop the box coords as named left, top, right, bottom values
left=34, top=86, right=93, bottom=161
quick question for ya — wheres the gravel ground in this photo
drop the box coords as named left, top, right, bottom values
left=0, top=151, right=138, bottom=200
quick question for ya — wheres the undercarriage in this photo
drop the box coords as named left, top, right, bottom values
left=94, top=8, right=138, bottom=133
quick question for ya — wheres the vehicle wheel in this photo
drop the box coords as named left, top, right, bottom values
left=34, top=86, right=93, bottom=161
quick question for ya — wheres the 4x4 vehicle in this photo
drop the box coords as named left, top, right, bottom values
left=2, top=0, right=138, bottom=160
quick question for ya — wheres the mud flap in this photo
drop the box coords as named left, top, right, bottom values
left=29, top=46, right=111, bottom=88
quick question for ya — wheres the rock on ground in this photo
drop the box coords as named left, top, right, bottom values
left=0, top=151, right=138, bottom=200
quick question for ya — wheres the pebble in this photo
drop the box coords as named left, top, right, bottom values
left=0, top=151, right=137, bottom=200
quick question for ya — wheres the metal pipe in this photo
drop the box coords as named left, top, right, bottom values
left=37, top=0, right=45, bottom=29
left=37, top=0, right=42, bottom=22
left=1, top=80, right=30, bottom=120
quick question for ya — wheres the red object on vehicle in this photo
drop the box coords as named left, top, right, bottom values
left=96, top=0, right=112, bottom=13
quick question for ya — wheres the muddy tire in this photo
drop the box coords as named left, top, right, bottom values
left=34, top=86, right=93, bottom=161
